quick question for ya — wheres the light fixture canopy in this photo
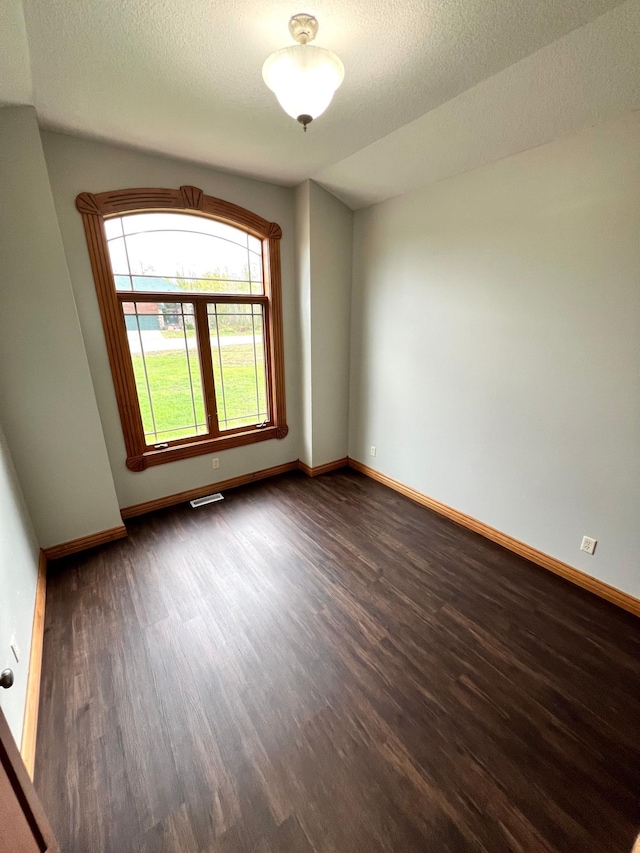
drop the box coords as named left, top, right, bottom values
left=262, top=14, right=345, bottom=131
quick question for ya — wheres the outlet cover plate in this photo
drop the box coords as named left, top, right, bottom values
left=580, top=536, right=597, bottom=555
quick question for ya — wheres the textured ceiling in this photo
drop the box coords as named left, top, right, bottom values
left=15, top=0, right=629, bottom=199
left=316, top=0, right=640, bottom=207
left=0, top=0, right=32, bottom=107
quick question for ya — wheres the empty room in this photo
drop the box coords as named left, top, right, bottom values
left=1, top=1, right=639, bottom=851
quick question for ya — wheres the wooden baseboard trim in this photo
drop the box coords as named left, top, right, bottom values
left=121, top=461, right=299, bottom=519
left=348, top=458, right=640, bottom=618
left=298, top=457, right=349, bottom=477
left=43, top=524, right=128, bottom=561
left=20, top=550, right=47, bottom=779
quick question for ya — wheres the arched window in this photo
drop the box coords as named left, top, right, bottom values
left=76, top=186, right=287, bottom=471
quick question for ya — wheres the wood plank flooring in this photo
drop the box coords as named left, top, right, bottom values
left=35, top=470, right=640, bottom=852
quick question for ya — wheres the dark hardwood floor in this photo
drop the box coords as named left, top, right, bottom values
left=35, top=470, right=640, bottom=852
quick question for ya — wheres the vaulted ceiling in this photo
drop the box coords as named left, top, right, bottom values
left=2, top=0, right=639, bottom=208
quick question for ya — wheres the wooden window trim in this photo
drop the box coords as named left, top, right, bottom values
left=76, top=186, right=288, bottom=472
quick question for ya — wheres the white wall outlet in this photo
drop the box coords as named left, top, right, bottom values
left=370, top=446, right=376, bottom=457
left=10, top=636, right=20, bottom=663
left=212, top=458, right=220, bottom=470
left=580, top=536, right=597, bottom=555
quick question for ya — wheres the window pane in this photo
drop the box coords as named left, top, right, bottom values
left=207, top=304, right=269, bottom=431
left=248, top=235, right=262, bottom=254
left=116, top=275, right=190, bottom=293
left=106, top=213, right=264, bottom=295
left=104, top=218, right=123, bottom=239
left=107, top=237, right=130, bottom=276
left=122, top=213, right=248, bottom=247
left=249, top=251, right=263, bottom=291
left=122, top=301, right=207, bottom=445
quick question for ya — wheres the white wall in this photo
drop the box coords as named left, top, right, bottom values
left=309, top=182, right=352, bottom=466
left=0, top=106, right=122, bottom=547
left=42, top=131, right=301, bottom=509
left=350, top=109, right=640, bottom=598
left=0, top=421, right=39, bottom=745
left=295, top=181, right=313, bottom=467
left=295, top=180, right=352, bottom=468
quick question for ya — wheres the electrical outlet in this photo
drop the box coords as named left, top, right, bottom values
left=580, top=536, right=597, bottom=555
left=10, top=636, right=19, bottom=663
left=370, top=446, right=376, bottom=457
left=212, top=458, right=220, bottom=470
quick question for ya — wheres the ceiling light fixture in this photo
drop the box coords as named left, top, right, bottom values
left=262, top=14, right=345, bottom=132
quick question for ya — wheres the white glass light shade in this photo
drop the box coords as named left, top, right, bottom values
left=262, top=44, right=344, bottom=122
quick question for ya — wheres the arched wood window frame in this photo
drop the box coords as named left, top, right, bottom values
left=76, top=186, right=288, bottom=472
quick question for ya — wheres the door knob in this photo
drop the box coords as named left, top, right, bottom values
left=0, top=669, right=14, bottom=689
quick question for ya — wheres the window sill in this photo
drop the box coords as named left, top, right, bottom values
left=126, top=424, right=289, bottom=471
